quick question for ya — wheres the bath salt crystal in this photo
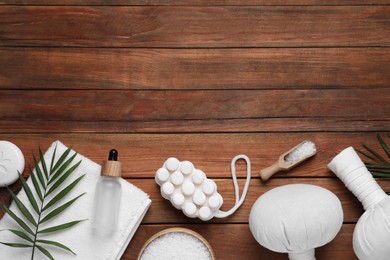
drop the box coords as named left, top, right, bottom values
left=141, top=232, right=212, bottom=260
left=284, top=141, right=316, bottom=165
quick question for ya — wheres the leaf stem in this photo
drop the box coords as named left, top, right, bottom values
left=31, top=171, right=50, bottom=259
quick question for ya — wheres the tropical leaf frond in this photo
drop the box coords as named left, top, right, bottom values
left=0, top=145, right=85, bottom=260
left=43, top=175, right=85, bottom=212
left=41, top=193, right=86, bottom=224
left=377, top=134, right=390, bottom=159
left=358, top=134, right=390, bottom=181
left=371, top=172, right=390, bottom=178
left=7, top=229, right=33, bottom=243
left=49, top=152, right=77, bottom=185
left=363, top=143, right=388, bottom=164
left=5, top=186, right=37, bottom=226
left=38, top=220, right=86, bottom=234
left=51, top=148, right=71, bottom=174
left=32, top=154, right=46, bottom=187
left=0, top=204, right=34, bottom=236
left=357, top=149, right=378, bottom=162
left=36, top=245, right=54, bottom=260
left=36, top=240, right=76, bottom=255
left=366, top=165, right=390, bottom=170
left=28, top=163, right=43, bottom=201
left=18, top=171, right=39, bottom=214
left=49, top=145, right=57, bottom=173
left=39, top=147, right=49, bottom=180
left=45, top=160, right=82, bottom=197
left=0, top=242, right=33, bottom=248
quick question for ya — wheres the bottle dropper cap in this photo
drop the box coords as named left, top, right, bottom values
left=102, top=149, right=122, bottom=177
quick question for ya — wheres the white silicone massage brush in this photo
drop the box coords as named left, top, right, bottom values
left=156, top=155, right=251, bottom=221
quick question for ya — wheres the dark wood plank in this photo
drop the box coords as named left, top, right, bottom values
left=124, top=223, right=357, bottom=259
left=1, top=118, right=389, bottom=133
left=0, top=89, right=389, bottom=121
left=1, top=6, right=389, bottom=47
left=0, top=133, right=388, bottom=178
left=1, top=0, right=389, bottom=5
left=2, top=48, right=389, bottom=90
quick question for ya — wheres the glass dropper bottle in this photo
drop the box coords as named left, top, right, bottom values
left=91, top=149, right=122, bottom=233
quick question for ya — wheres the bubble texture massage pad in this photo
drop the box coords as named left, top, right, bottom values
left=155, top=158, right=222, bottom=220
left=155, top=155, right=251, bottom=221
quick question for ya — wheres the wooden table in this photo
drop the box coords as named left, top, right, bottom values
left=0, top=1, right=389, bottom=259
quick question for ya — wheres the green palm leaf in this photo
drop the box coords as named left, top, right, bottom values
left=49, top=152, right=77, bottom=185
left=369, top=169, right=390, bottom=174
left=377, top=134, right=390, bottom=158
left=357, top=149, right=378, bottom=162
left=366, top=164, right=390, bottom=170
left=0, top=204, right=34, bottom=236
left=43, top=175, right=85, bottom=212
left=0, top=145, right=85, bottom=260
left=32, top=153, right=46, bottom=187
left=36, top=239, right=75, bottom=255
left=36, top=245, right=54, bottom=260
left=7, top=229, right=33, bottom=243
left=357, top=134, right=390, bottom=181
left=38, top=220, right=86, bottom=234
left=363, top=143, right=388, bottom=164
left=0, top=242, right=33, bottom=248
left=39, top=147, right=49, bottom=181
left=41, top=193, right=85, bottom=224
left=45, top=160, right=82, bottom=197
left=51, top=147, right=71, bottom=174
left=372, top=172, right=390, bottom=177
left=18, top=171, right=39, bottom=214
left=49, top=145, right=57, bottom=173
left=5, top=186, right=37, bottom=226
left=28, top=163, right=43, bottom=201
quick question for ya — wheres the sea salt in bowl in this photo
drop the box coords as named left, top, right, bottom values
left=138, top=228, right=215, bottom=260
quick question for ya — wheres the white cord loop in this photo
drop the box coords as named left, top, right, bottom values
left=214, top=154, right=251, bottom=218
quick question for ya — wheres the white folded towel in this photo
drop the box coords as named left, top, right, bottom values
left=0, top=140, right=151, bottom=260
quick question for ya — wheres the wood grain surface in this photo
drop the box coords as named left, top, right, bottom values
left=0, top=133, right=389, bottom=180
left=1, top=0, right=390, bottom=5
left=0, top=1, right=389, bottom=259
left=1, top=6, right=389, bottom=47
left=1, top=48, right=389, bottom=90
left=0, top=89, right=389, bottom=121
left=1, top=118, right=390, bottom=133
